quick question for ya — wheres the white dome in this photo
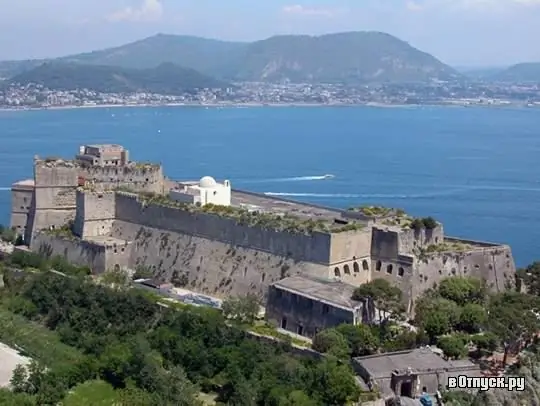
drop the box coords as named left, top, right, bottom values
left=199, top=176, right=217, bottom=188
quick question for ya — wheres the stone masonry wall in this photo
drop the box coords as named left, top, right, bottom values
left=114, top=192, right=332, bottom=264
left=31, top=233, right=107, bottom=272
left=111, top=220, right=329, bottom=298
left=81, top=165, right=164, bottom=194
left=329, top=229, right=372, bottom=265
left=74, top=190, right=116, bottom=238
left=10, top=186, right=34, bottom=239
left=369, top=225, right=515, bottom=313
left=31, top=164, right=79, bottom=240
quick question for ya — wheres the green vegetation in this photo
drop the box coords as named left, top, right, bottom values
left=221, top=293, right=260, bottom=324
left=129, top=192, right=365, bottom=235
left=312, top=274, right=540, bottom=397
left=0, top=32, right=461, bottom=84
left=62, top=380, right=120, bottom=406
left=348, top=205, right=395, bottom=217
left=414, top=240, right=473, bottom=260
left=0, top=253, right=361, bottom=405
left=4, top=61, right=229, bottom=94
left=0, top=224, right=17, bottom=243
left=352, top=279, right=405, bottom=322
left=409, top=216, right=438, bottom=230
left=4, top=249, right=91, bottom=278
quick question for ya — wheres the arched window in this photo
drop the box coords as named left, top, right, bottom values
left=362, top=260, right=369, bottom=271
left=344, top=264, right=351, bottom=275
left=386, top=264, right=393, bottom=274
left=398, top=267, right=404, bottom=277
left=334, top=267, right=341, bottom=277
left=376, top=260, right=382, bottom=271
left=353, top=262, right=360, bottom=273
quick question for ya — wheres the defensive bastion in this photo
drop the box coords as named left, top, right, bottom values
left=11, top=144, right=516, bottom=311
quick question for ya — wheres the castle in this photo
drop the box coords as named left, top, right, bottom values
left=10, top=144, right=516, bottom=311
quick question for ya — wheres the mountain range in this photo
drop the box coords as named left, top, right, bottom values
left=4, top=62, right=228, bottom=95
left=0, top=32, right=462, bottom=86
left=0, top=32, right=538, bottom=89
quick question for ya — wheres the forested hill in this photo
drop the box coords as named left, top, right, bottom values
left=3, top=62, right=230, bottom=94
left=493, top=62, right=540, bottom=83
left=0, top=31, right=462, bottom=84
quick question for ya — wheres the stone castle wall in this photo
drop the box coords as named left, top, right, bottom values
left=25, top=186, right=517, bottom=303
left=23, top=161, right=165, bottom=242
left=111, top=220, right=329, bottom=297
left=10, top=183, right=35, bottom=241
left=31, top=233, right=107, bottom=272
left=74, top=190, right=116, bottom=238
left=368, top=227, right=515, bottom=311
left=114, top=192, right=334, bottom=264
left=81, top=165, right=164, bottom=194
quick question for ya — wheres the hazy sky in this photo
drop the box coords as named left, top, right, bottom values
left=0, top=0, right=538, bottom=67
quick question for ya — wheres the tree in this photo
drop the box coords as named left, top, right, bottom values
left=488, top=292, right=540, bottom=365
left=470, top=332, right=498, bottom=357
left=221, top=294, right=260, bottom=324
left=10, top=364, right=28, bottom=393
left=437, top=334, right=467, bottom=359
left=415, top=297, right=461, bottom=340
left=311, top=329, right=351, bottom=359
left=311, top=359, right=361, bottom=405
left=517, top=262, right=540, bottom=295
left=335, top=324, right=379, bottom=357
left=160, top=366, right=202, bottom=406
left=438, top=277, right=486, bottom=306
left=458, top=303, right=488, bottom=334
left=352, top=279, right=404, bottom=322
left=283, top=390, right=318, bottom=406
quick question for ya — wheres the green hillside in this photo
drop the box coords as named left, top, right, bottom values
left=3, top=62, right=229, bottom=94
left=0, top=31, right=462, bottom=84
left=494, top=62, right=540, bottom=83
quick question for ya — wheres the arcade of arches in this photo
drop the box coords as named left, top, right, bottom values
left=334, top=259, right=369, bottom=278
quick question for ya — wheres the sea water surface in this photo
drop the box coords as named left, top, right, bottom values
left=0, top=105, right=539, bottom=267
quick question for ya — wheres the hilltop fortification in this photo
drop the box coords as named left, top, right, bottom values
left=11, top=144, right=164, bottom=243
left=11, top=144, right=516, bottom=311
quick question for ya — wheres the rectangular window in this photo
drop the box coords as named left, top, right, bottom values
left=322, top=304, right=330, bottom=315
left=297, top=325, right=304, bottom=336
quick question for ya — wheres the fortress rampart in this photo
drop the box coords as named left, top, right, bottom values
left=10, top=145, right=165, bottom=244
left=11, top=145, right=517, bottom=309
left=113, top=192, right=334, bottom=264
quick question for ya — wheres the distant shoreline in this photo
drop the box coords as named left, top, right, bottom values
left=0, top=101, right=536, bottom=112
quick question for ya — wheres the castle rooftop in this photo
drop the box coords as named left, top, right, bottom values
left=231, top=190, right=345, bottom=221
left=273, top=275, right=362, bottom=309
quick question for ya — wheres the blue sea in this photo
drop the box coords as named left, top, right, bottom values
left=0, top=105, right=539, bottom=267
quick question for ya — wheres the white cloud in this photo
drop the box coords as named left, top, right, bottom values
left=420, top=0, right=540, bottom=10
left=282, top=5, right=342, bottom=17
left=107, top=0, right=163, bottom=22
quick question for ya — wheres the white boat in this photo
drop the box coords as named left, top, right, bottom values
left=322, top=174, right=335, bottom=179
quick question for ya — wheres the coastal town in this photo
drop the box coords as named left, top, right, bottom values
left=1, top=81, right=540, bottom=109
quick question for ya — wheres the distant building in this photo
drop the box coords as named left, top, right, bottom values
left=75, top=144, right=130, bottom=166
left=352, top=348, right=481, bottom=401
left=265, top=275, right=375, bottom=338
left=169, top=176, right=231, bottom=206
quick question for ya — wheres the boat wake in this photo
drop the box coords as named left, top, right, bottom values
left=252, top=175, right=335, bottom=183
left=0, top=187, right=10, bottom=191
